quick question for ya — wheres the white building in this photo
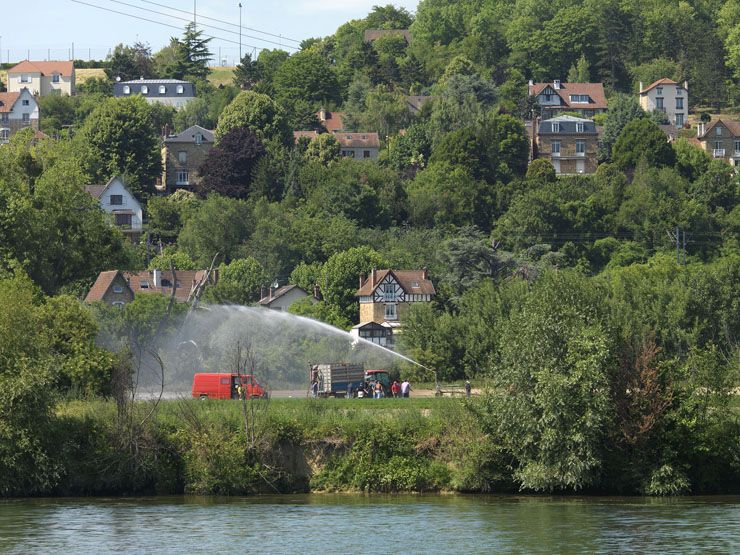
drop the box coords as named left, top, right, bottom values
left=0, top=88, right=39, bottom=143
left=6, top=60, right=75, bottom=96
left=639, top=78, right=689, bottom=127
left=113, top=79, right=196, bottom=109
left=84, top=176, right=143, bottom=241
left=259, top=284, right=317, bottom=311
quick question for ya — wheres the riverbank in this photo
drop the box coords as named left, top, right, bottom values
left=5, top=395, right=737, bottom=498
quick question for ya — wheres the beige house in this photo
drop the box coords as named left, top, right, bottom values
left=639, top=78, right=688, bottom=128
left=696, top=119, right=740, bottom=167
left=259, top=285, right=317, bottom=311
left=86, top=269, right=219, bottom=305
left=7, top=60, right=75, bottom=96
left=0, top=89, right=39, bottom=143
left=534, top=116, right=599, bottom=175
left=336, top=132, right=380, bottom=159
left=160, top=125, right=215, bottom=192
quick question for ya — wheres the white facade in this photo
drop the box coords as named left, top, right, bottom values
left=0, top=89, right=39, bottom=143
left=93, top=177, right=143, bottom=236
left=7, top=65, right=75, bottom=96
left=260, top=286, right=313, bottom=311
left=639, top=80, right=689, bottom=127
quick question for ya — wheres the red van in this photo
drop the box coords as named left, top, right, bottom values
left=191, top=373, right=268, bottom=400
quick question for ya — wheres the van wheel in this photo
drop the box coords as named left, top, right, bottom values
left=199, top=395, right=207, bottom=400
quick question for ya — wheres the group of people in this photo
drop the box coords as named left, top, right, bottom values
left=390, top=380, right=411, bottom=398
left=349, top=379, right=412, bottom=399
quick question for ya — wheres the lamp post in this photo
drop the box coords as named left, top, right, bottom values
left=239, top=3, right=243, bottom=62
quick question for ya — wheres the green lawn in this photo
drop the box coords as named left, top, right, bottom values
left=208, top=66, right=235, bottom=88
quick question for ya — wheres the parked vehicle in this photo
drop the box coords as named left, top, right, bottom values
left=192, top=373, right=267, bottom=400
left=364, top=369, right=391, bottom=397
left=309, top=363, right=365, bottom=398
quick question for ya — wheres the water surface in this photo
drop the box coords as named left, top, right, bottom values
left=0, top=494, right=737, bottom=554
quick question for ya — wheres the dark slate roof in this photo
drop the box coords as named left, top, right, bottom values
left=164, top=125, right=215, bottom=144
left=117, top=79, right=192, bottom=84
left=538, top=116, right=598, bottom=135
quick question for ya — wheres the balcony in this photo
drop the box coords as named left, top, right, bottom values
left=551, top=151, right=561, bottom=157
left=713, top=149, right=726, bottom=158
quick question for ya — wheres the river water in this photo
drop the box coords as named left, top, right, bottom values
left=0, top=494, right=737, bottom=554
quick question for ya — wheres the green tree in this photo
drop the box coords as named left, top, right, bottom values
left=233, top=52, right=261, bottom=90
left=105, top=42, right=153, bottom=81
left=272, top=49, right=341, bottom=108
left=567, top=54, right=591, bottom=82
left=79, top=96, right=161, bottom=198
left=305, top=133, right=340, bottom=165
left=204, top=257, right=269, bottom=305
left=215, top=90, right=291, bottom=147
left=147, top=249, right=197, bottom=271
left=612, top=118, right=677, bottom=170
left=177, top=195, right=252, bottom=266
left=599, top=94, right=646, bottom=161
left=161, top=23, right=213, bottom=80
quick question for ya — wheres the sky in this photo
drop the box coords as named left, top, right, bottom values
left=0, top=0, right=419, bottom=66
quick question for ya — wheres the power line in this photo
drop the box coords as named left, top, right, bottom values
left=132, top=0, right=301, bottom=44
left=101, top=0, right=298, bottom=50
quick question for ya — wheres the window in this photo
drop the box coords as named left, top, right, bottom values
left=176, top=85, right=184, bottom=94
left=20, top=74, right=30, bottom=83
left=576, top=122, right=584, bottom=133
left=109, top=194, right=123, bottom=205
left=113, top=285, right=124, bottom=294
left=716, top=127, right=722, bottom=136
left=0, top=129, right=9, bottom=141
left=220, top=377, right=230, bottom=385
left=675, top=114, right=684, bottom=127
left=383, top=283, right=395, bottom=301
left=22, top=99, right=30, bottom=106
left=363, top=150, right=370, bottom=158
left=384, top=303, right=397, bottom=321
left=178, top=150, right=187, bottom=164
left=569, top=94, right=589, bottom=103
left=112, top=301, right=125, bottom=307
left=195, top=133, right=203, bottom=145
left=576, top=139, right=586, bottom=154
left=159, top=85, right=166, bottom=94
left=544, top=94, right=552, bottom=102
left=1, top=114, right=8, bottom=123
left=161, top=279, right=172, bottom=287
left=177, top=171, right=189, bottom=185
left=140, top=281, right=150, bottom=289
left=141, top=85, right=149, bottom=94
left=735, top=140, right=740, bottom=154
left=676, top=87, right=683, bottom=96
left=551, top=140, right=561, bottom=154
left=52, top=74, right=60, bottom=83
left=123, top=85, right=130, bottom=94
left=676, top=98, right=684, bottom=110
left=22, top=113, right=30, bottom=124
left=715, top=141, right=722, bottom=150
left=656, top=97, right=664, bottom=109
left=656, top=86, right=663, bottom=95
left=551, top=122, right=560, bottom=132
left=115, top=213, right=132, bottom=227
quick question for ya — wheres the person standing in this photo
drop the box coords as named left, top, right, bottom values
left=401, top=380, right=411, bottom=398
left=465, top=380, right=471, bottom=398
left=347, top=382, right=354, bottom=399
left=311, top=379, right=319, bottom=398
left=391, top=380, right=400, bottom=398
left=374, top=381, right=383, bottom=399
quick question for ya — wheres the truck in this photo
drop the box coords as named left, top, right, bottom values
left=192, top=373, right=268, bottom=400
left=309, top=364, right=392, bottom=398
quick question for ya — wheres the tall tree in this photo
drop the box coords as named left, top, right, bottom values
left=197, top=126, right=265, bottom=199
left=233, top=53, right=261, bottom=90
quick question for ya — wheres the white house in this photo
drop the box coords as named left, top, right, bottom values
left=259, top=284, right=317, bottom=311
left=0, top=88, right=39, bottom=143
left=7, top=60, right=75, bottom=96
left=639, top=78, right=689, bottom=127
left=84, top=176, right=143, bottom=241
left=113, top=79, right=196, bottom=109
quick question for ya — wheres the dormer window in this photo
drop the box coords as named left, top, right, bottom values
left=159, top=85, right=166, bottom=94
left=141, top=85, right=149, bottom=94
left=551, top=122, right=559, bottom=132
left=576, top=122, right=584, bottom=132
left=140, top=281, right=150, bottom=289
left=194, top=133, right=203, bottom=145
left=123, top=85, right=130, bottom=94
left=52, top=74, right=60, bottom=83
left=177, top=85, right=184, bottom=94
left=569, top=94, right=589, bottom=103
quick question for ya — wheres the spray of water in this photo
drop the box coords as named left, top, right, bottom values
left=136, top=304, right=430, bottom=393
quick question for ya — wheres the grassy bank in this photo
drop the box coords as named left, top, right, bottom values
left=50, top=397, right=500, bottom=496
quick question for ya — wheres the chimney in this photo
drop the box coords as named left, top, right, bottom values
left=371, top=268, right=376, bottom=288
left=319, top=108, right=327, bottom=123
left=260, top=286, right=266, bottom=301
left=152, top=269, right=161, bottom=288
left=359, top=273, right=366, bottom=288
left=528, top=79, right=534, bottom=87
left=639, top=81, right=644, bottom=93
left=684, top=80, right=688, bottom=91
left=697, top=123, right=705, bottom=137
left=422, top=267, right=428, bottom=280
left=269, top=286, right=274, bottom=300
left=553, top=79, right=561, bottom=90
left=313, top=285, right=321, bottom=300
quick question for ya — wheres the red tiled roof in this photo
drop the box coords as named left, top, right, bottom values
left=124, top=269, right=216, bottom=302
left=529, top=82, right=608, bottom=110
left=85, top=270, right=126, bottom=303
left=0, top=92, right=21, bottom=113
left=697, top=119, right=740, bottom=139
left=8, top=60, right=74, bottom=77
left=317, top=110, right=344, bottom=133
left=293, top=130, right=319, bottom=143
left=335, top=132, right=380, bottom=149
left=639, top=78, right=678, bottom=93
left=356, top=269, right=435, bottom=296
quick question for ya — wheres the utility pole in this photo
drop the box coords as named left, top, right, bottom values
left=667, top=226, right=687, bottom=265
left=239, top=3, right=243, bottom=62
left=193, top=0, right=197, bottom=29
